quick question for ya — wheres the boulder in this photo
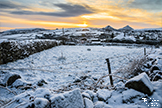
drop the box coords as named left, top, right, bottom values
left=37, top=79, right=48, bottom=86
left=94, top=101, right=104, bottom=108
left=73, top=78, right=81, bottom=83
left=84, top=98, right=94, bottom=108
left=82, top=92, right=91, bottom=100
left=150, top=65, right=160, bottom=73
left=97, top=89, right=112, bottom=101
left=93, top=95, right=99, bottom=103
left=122, top=89, right=146, bottom=104
left=34, top=98, right=50, bottom=108
left=50, top=88, right=84, bottom=108
left=125, top=72, right=153, bottom=95
left=84, top=90, right=96, bottom=99
left=12, top=79, right=31, bottom=88
left=150, top=70, right=162, bottom=81
left=34, top=88, right=51, bottom=100
left=114, top=81, right=125, bottom=88
left=156, top=59, right=162, bottom=70
left=0, top=71, right=21, bottom=86
left=94, top=101, right=112, bottom=108
left=1, top=88, right=52, bottom=108
left=80, top=75, right=88, bottom=80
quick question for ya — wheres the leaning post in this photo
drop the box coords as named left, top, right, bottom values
left=105, top=58, right=114, bottom=87
left=144, top=48, right=146, bottom=56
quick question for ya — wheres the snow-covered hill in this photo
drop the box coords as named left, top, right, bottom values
left=118, top=25, right=134, bottom=31
left=0, top=28, right=48, bottom=36
left=135, top=28, right=162, bottom=31
left=0, top=26, right=162, bottom=46
left=104, top=25, right=117, bottom=31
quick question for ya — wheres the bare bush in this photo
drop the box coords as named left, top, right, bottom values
left=116, top=56, right=148, bottom=79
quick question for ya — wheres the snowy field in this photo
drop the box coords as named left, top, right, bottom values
left=1, top=45, right=160, bottom=90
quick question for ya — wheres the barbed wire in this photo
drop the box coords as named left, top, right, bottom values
left=0, top=68, right=108, bottom=75
left=27, top=54, right=138, bottom=68
left=0, top=48, right=151, bottom=85
left=0, top=52, right=146, bottom=74
left=0, top=63, right=107, bottom=73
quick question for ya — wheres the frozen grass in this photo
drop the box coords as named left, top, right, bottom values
left=116, top=56, right=147, bottom=79
left=115, top=47, right=159, bottom=80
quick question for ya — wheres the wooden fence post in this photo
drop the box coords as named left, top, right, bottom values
left=144, top=48, right=146, bottom=55
left=105, top=58, right=113, bottom=87
left=62, top=28, right=64, bottom=36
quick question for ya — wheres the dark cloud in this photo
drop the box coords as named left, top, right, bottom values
left=0, top=1, right=27, bottom=9
left=11, top=10, right=35, bottom=15
left=10, top=3, right=95, bottom=17
left=127, top=0, right=162, bottom=11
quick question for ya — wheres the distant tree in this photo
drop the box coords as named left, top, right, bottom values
left=146, top=37, right=150, bottom=40
left=62, top=28, right=64, bottom=36
left=124, top=32, right=126, bottom=37
left=135, top=35, right=139, bottom=39
left=82, top=34, right=86, bottom=37
left=111, top=33, right=115, bottom=38
left=143, top=35, right=146, bottom=40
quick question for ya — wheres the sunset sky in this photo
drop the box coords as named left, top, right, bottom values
left=0, top=0, right=162, bottom=31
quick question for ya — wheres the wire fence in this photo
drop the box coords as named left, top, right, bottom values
left=0, top=47, right=155, bottom=88
left=0, top=54, right=136, bottom=73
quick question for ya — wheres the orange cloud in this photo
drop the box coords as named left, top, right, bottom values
left=0, top=15, right=90, bottom=31
left=67, top=0, right=161, bottom=28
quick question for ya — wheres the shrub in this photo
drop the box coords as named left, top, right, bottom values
left=116, top=56, right=147, bottom=79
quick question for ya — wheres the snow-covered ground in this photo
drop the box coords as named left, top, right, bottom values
left=1, top=45, right=162, bottom=108
left=1, top=27, right=162, bottom=107
left=1, top=45, right=160, bottom=90
left=113, top=33, right=136, bottom=42
left=1, top=27, right=162, bottom=46
left=0, top=33, right=37, bottom=40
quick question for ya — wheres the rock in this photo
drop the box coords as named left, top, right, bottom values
left=12, top=79, right=31, bottom=88
left=87, top=49, right=91, bottom=51
left=0, top=71, right=21, bottom=86
left=82, top=92, right=91, bottom=100
left=34, top=88, right=51, bottom=100
left=73, top=78, right=81, bottom=83
left=150, top=65, right=160, bottom=73
left=92, top=77, right=98, bottom=81
left=25, top=103, right=35, bottom=108
left=143, top=61, right=152, bottom=68
left=93, top=95, right=99, bottom=103
left=0, top=88, right=52, bottom=108
left=107, top=90, right=123, bottom=105
left=114, top=81, right=125, bottom=88
left=34, top=98, right=50, bottom=108
left=150, top=70, right=162, bottom=81
left=37, top=79, right=48, bottom=86
left=94, top=101, right=104, bottom=108
left=122, top=89, right=146, bottom=104
left=97, top=89, right=111, bottom=101
left=152, top=80, right=162, bottom=97
left=125, top=72, right=154, bottom=95
left=94, top=101, right=112, bottom=108
left=156, top=59, right=162, bottom=70
left=50, top=88, right=84, bottom=108
left=85, top=90, right=96, bottom=99
left=84, top=98, right=93, bottom=108
left=80, top=75, right=88, bottom=80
